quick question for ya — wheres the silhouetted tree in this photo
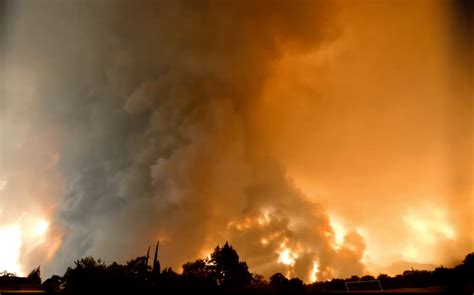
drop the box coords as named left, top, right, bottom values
left=348, top=275, right=360, bottom=281
left=463, top=253, right=474, bottom=268
left=62, top=257, right=107, bottom=293
left=27, top=266, right=41, bottom=285
left=42, top=275, right=62, bottom=294
left=448, top=252, right=474, bottom=293
left=50, top=247, right=474, bottom=294
left=250, top=273, right=267, bottom=288
left=183, top=259, right=209, bottom=279
left=0, top=271, right=16, bottom=277
left=461, top=252, right=474, bottom=284
left=125, top=256, right=150, bottom=278
left=269, top=272, right=288, bottom=290
left=106, top=261, right=144, bottom=291
left=376, top=273, right=393, bottom=289
left=182, top=259, right=215, bottom=288
left=160, top=267, right=181, bottom=289
left=433, top=266, right=451, bottom=286
left=288, top=277, right=304, bottom=291
left=208, top=242, right=252, bottom=288
left=360, top=275, right=375, bottom=281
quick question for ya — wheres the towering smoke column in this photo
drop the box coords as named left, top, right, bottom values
left=1, top=0, right=471, bottom=281
left=2, top=0, right=356, bottom=281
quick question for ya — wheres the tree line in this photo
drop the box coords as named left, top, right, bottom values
left=2, top=242, right=473, bottom=294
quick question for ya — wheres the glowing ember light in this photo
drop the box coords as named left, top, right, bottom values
left=260, top=238, right=268, bottom=245
left=0, top=224, right=22, bottom=275
left=278, top=247, right=298, bottom=266
left=310, top=261, right=319, bottom=282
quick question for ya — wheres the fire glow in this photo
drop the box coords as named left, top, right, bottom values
left=310, top=261, right=320, bottom=282
left=0, top=217, right=51, bottom=275
left=278, top=247, right=298, bottom=266
left=329, top=215, right=346, bottom=250
left=0, top=224, right=22, bottom=275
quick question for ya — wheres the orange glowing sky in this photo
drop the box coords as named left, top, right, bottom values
left=251, top=0, right=472, bottom=276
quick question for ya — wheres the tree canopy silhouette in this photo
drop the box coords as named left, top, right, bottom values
left=208, top=242, right=252, bottom=288
left=8, top=246, right=469, bottom=294
left=27, top=266, right=41, bottom=285
left=182, top=258, right=214, bottom=288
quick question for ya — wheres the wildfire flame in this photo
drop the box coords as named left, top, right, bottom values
left=0, top=216, right=53, bottom=275
left=277, top=247, right=298, bottom=266
left=0, top=224, right=22, bottom=274
left=329, top=215, right=346, bottom=250
left=310, top=261, right=320, bottom=282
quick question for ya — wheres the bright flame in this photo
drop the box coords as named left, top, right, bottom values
left=278, top=247, right=298, bottom=266
left=0, top=224, right=22, bottom=275
left=199, top=248, right=213, bottom=261
left=229, top=208, right=275, bottom=230
left=310, top=261, right=320, bottom=282
left=329, top=215, right=346, bottom=249
left=0, top=215, right=54, bottom=275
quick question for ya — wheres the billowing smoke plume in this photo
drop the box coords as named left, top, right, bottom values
left=1, top=0, right=360, bottom=281
left=1, top=0, right=471, bottom=282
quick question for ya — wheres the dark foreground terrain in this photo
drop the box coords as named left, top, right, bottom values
left=1, top=243, right=472, bottom=294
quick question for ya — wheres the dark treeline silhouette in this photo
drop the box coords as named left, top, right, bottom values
left=2, top=243, right=473, bottom=294
left=0, top=267, right=42, bottom=292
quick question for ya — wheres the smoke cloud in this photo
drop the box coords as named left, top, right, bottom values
left=0, top=0, right=471, bottom=282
